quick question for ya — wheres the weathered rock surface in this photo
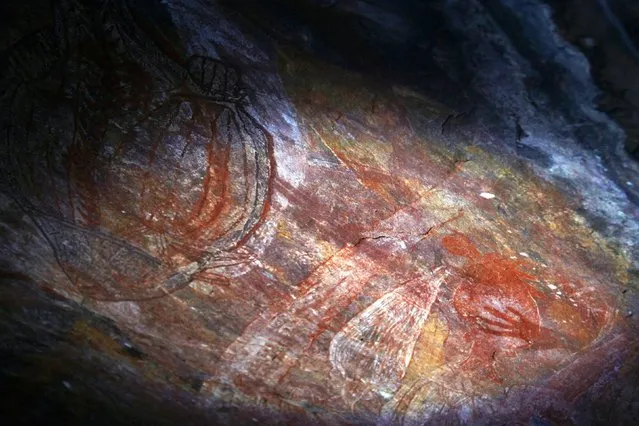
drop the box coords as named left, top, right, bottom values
left=1, top=0, right=638, bottom=424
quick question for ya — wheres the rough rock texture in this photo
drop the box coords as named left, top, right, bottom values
left=1, top=0, right=638, bottom=424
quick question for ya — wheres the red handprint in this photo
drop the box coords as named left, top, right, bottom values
left=442, top=232, right=559, bottom=383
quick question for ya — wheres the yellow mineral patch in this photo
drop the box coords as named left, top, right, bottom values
left=316, top=239, right=339, bottom=260
left=277, top=219, right=293, bottom=240
left=70, top=320, right=122, bottom=355
left=403, top=314, right=448, bottom=382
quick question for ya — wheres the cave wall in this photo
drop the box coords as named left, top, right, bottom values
left=1, top=0, right=638, bottom=424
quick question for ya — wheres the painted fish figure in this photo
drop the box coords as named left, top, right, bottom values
left=329, top=267, right=449, bottom=395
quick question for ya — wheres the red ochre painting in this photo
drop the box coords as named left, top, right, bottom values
left=0, top=1, right=633, bottom=423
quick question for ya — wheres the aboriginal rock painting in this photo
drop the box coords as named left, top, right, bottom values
left=214, top=227, right=615, bottom=414
left=203, top=49, right=623, bottom=420
left=0, top=0, right=629, bottom=422
left=0, top=0, right=274, bottom=301
left=378, top=231, right=616, bottom=423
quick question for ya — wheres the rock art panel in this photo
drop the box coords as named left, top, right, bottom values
left=1, top=0, right=636, bottom=423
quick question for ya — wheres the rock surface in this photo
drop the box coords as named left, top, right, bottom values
left=1, top=0, right=638, bottom=424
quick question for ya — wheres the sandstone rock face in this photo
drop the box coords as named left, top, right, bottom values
left=0, top=0, right=638, bottom=424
